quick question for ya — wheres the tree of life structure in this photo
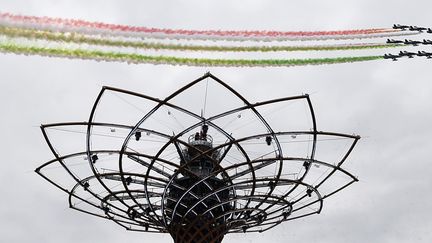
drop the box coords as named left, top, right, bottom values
left=36, top=73, right=360, bottom=243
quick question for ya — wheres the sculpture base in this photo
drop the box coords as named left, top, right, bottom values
left=169, top=217, right=227, bottom=243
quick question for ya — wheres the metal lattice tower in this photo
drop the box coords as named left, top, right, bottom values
left=36, top=73, right=360, bottom=243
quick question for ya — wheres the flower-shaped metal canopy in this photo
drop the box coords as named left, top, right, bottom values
left=36, top=72, right=359, bottom=242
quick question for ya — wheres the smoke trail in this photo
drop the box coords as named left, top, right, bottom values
left=0, top=42, right=383, bottom=67
left=0, top=12, right=417, bottom=41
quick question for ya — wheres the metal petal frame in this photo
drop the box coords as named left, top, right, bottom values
left=36, top=72, right=360, bottom=242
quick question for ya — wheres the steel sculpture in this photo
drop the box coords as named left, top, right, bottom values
left=36, top=72, right=360, bottom=243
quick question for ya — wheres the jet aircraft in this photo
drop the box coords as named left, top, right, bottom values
left=409, top=26, right=427, bottom=32
left=384, top=53, right=401, bottom=61
left=417, top=51, right=432, bottom=58
left=386, top=39, right=404, bottom=44
left=399, top=51, right=416, bottom=58
left=393, top=24, right=409, bottom=30
left=423, top=39, right=432, bottom=45
left=404, top=39, right=422, bottom=46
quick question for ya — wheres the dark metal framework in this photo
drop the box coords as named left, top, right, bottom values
left=36, top=73, right=360, bottom=243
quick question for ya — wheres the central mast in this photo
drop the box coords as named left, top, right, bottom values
left=167, top=124, right=232, bottom=242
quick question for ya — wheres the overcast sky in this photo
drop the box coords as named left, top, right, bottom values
left=1, top=1, right=432, bottom=243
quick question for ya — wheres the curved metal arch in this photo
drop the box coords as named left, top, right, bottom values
left=68, top=180, right=145, bottom=227
left=37, top=126, right=146, bottom=224
left=64, top=180, right=161, bottom=233
left=36, top=147, right=180, bottom=228
left=67, top=171, right=164, bottom=226
left=84, top=86, right=166, bottom=225
left=115, top=74, right=219, bottom=225
left=82, top=78, right=245, bottom=228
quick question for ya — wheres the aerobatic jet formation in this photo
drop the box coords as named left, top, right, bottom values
left=380, top=24, right=432, bottom=62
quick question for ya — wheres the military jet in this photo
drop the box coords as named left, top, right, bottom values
left=386, top=39, right=404, bottom=44
left=393, top=24, right=410, bottom=30
left=422, top=39, right=432, bottom=45
left=409, top=26, right=427, bottom=32
left=384, top=53, right=401, bottom=61
left=404, top=39, right=422, bottom=46
left=417, top=51, right=432, bottom=58
left=399, top=51, right=417, bottom=58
